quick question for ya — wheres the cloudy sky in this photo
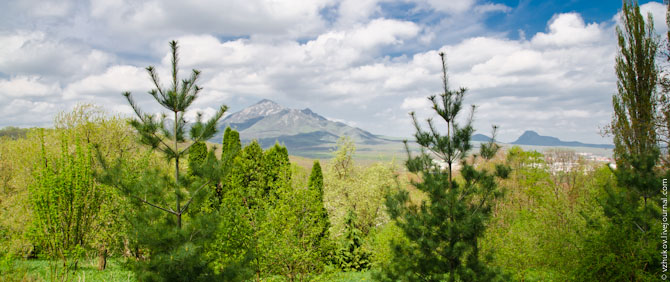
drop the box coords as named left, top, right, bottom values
left=0, top=0, right=667, bottom=144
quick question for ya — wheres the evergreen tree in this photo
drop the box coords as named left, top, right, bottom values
left=96, top=40, right=245, bottom=281
left=308, top=160, right=331, bottom=258
left=222, top=127, right=241, bottom=159
left=116, top=40, right=227, bottom=229
left=334, top=210, right=370, bottom=271
left=188, top=141, right=207, bottom=176
left=308, top=161, right=324, bottom=196
left=379, top=52, right=508, bottom=282
left=215, top=127, right=241, bottom=202
left=263, top=143, right=291, bottom=199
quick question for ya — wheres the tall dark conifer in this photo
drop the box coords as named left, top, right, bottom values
left=379, top=52, right=508, bottom=282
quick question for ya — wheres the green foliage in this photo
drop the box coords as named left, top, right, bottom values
left=380, top=52, right=507, bottom=282
left=264, top=143, right=291, bottom=199
left=29, top=130, right=103, bottom=279
left=481, top=147, right=606, bottom=281
left=366, top=221, right=408, bottom=269
left=187, top=141, right=207, bottom=176
left=0, top=126, right=28, bottom=140
left=96, top=40, right=243, bottom=281
left=222, top=127, right=241, bottom=158
left=334, top=210, right=370, bottom=271
left=309, top=161, right=330, bottom=250
left=229, top=141, right=267, bottom=210
left=217, top=141, right=331, bottom=280
left=309, top=160, right=324, bottom=196
left=0, top=253, right=36, bottom=281
left=324, top=137, right=396, bottom=237
left=258, top=175, right=329, bottom=280
left=215, top=127, right=242, bottom=204
left=573, top=1, right=665, bottom=280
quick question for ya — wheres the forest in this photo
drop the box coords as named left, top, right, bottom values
left=1, top=1, right=670, bottom=281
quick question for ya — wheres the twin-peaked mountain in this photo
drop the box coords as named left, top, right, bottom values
left=213, top=99, right=394, bottom=154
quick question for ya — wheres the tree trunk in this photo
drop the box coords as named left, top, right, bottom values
left=98, top=246, right=108, bottom=270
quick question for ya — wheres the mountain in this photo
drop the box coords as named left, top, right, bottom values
left=213, top=99, right=396, bottom=155
left=511, top=130, right=614, bottom=149
left=471, top=133, right=493, bottom=142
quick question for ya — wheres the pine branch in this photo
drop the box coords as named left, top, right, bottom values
left=180, top=180, right=212, bottom=214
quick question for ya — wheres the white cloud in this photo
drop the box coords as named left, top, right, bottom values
left=474, top=3, right=512, bottom=14
left=401, top=96, right=431, bottom=110
left=0, top=0, right=648, bottom=144
left=336, top=0, right=382, bottom=26
left=531, top=13, right=603, bottom=47
left=0, top=31, right=113, bottom=78
left=0, top=76, right=60, bottom=98
left=413, top=0, right=476, bottom=14
left=63, top=65, right=152, bottom=99
left=89, top=0, right=333, bottom=40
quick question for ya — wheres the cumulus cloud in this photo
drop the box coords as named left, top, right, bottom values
left=63, top=65, right=152, bottom=100
left=531, top=13, right=603, bottom=47
left=0, top=76, right=61, bottom=98
left=0, top=31, right=113, bottom=78
left=89, top=0, right=333, bottom=40
left=1, top=0, right=665, bottom=144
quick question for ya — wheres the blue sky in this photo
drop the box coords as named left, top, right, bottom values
left=0, top=0, right=667, bottom=144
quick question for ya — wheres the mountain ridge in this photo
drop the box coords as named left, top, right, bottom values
left=510, top=130, right=613, bottom=149
left=213, top=99, right=397, bottom=155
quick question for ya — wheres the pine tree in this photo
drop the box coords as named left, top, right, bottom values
left=96, top=40, right=243, bottom=281
left=379, top=52, right=508, bottom=282
left=116, top=40, right=227, bottom=229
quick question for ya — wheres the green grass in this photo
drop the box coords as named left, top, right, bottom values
left=10, top=258, right=135, bottom=282
left=5, top=257, right=372, bottom=282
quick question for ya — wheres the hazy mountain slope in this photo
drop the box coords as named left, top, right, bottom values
left=212, top=99, right=396, bottom=155
left=511, top=130, right=613, bottom=149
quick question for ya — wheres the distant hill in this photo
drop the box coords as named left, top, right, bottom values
left=212, top=99, right=398, bottom=155
left=511, top=130, right=614, bottom=149
left=471, top=133, right=493, bottom=142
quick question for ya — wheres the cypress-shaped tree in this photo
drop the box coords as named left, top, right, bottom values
left=308, top=161, right=324, bottom=196
left=188, top=141, right=207, bottom=176
left=308, top=160, right=331, bottom=258
left=263, top=143, right=291, bottom=200
left=222, top=127, right=242, bottom=159
left=215, top=127, right=241, bottom=203
left=379, top=52, right=508, bottom=282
